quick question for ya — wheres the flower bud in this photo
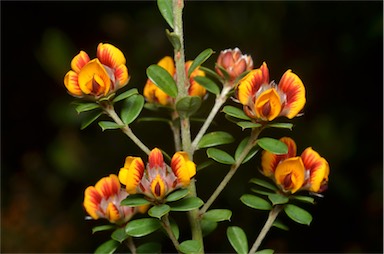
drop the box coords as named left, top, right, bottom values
left=216, top=48, right=253, bottom=83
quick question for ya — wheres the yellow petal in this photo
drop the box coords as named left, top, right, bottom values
left=278, top=70, right=306, bottom=119
left=148, top=148, right=164, bottom=169
left=274, top=157, right=305, bottom=194
left=114, top=64, right=129, bottom=88
left=83, top=186, right=101, bottom=220
left=77, top=59, right=111, bottom=96
left=171, top=152, right=196, bottom=187
left=150, top=174, right=166, bottom=199
left=118, top=156, right=145, bottom=194
left=97, top=43, right=126, bottom=68
left=95, top=174, right=121, bottom=199
left=254, top=88, right=282, bottom=121
left=64, top=70, right=83, bottom=96
left=71, top=51, right=90, bottom=73
left=106, top=202, right=121, bottom=223
left=158, top=56, right=175, bottom=75
left=301, top=147, right=329, bottom=192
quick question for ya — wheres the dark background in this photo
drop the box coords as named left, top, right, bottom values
left=1, top=1, right=383, bottom=253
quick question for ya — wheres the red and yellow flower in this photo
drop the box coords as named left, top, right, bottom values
left=236, top=62, right=306, bottom=121
left=118, top=148, right=196, bottom=201
left=64, top=43, right=129, bottom=99
left=261, top=137, right=329, bottom=194
left=83, top=174, right=137, bottom=224
left=143, top=56, right=206, bottom=107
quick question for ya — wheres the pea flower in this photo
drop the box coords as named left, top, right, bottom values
left=118, top=148, right=196, bottom=201
left=215, top=47, right=254, bottom=84
left=83, top=174, right=138, bottom=225
left=236, top=62, right=306, bottom=122
left=261, top=137, right=329, bottom=194
left=64, top=43, right=129, bottom=99
left=143, top=56, right=206, bottom=107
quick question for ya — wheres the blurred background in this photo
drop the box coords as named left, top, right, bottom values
left=1, top=1, right=382, bottom=253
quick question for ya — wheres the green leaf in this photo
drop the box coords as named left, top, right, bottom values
left=157, top=0, right=174, bottom=29
left=201, top=219, right=217, bottom=237
left=80, top=111, right=102, bottom=130
left=92, top=224, right=116, bottom=234
left=257, top=137, right=288, bottom=154
left=136, top=242, right=162, bottom=254
left=267, top=122, right=293, bottom=130
left=188, top=48, right=214, bottom=77
left=98, top=121, right=124, bottom=131
left=203, top=209, right=232, bottom=222
left=249, top=178, right=278, bottom=191
left=197, top=131, right=235, bottom=149
left=196, top=160, right=215, bottom=171
left=121, top=94, right=145, bottom=125
left=148, top=204, right=170, bottom=219
left=237, top=121, right=262, bottom=130
left=250, top=188, right=274, bottom=196
left=227, top=226, right=248, bottom=254
left=169, top=217, right=180, bottom=240
left=166, top=29, right=181, bottom=51
left=291, top=195, right=315, bottom=204
left=206, top=148, right=235, bottom=165
left=113, top=88, right=139, bottom=103
left=193, top=76, right=220, bottom=95
left=240, top=194, right=272, bottom=210
left=147, top=64, right=178, bottom=98
left=199, top=66, right=223, bottom=81
left=179, top=240, right=202, bottom=254
left=268, top=193, right=289, bottom=205
left=137, top=117, right=171, bottom=125
left=75, top=102, right=100, bottom=114
left=222, top=105, right=251, bottom=120
left=121, top=194, right=151, bottom=207
left=169, top=197, right=204, bottom=212
left=272, top=219, right=289, bottom=231
left=111, top=227, right=129, bottom=243
left=176, top=96, right=202, bottom=118
left=284, top=204, right=313, bottom=225
left=94, top=239, right=119, bottom=254
left=125, top=218, right=161, bottom=237
left=255, top=249, right=275, bottom=254
left=165, top=188, right=190, bottom=202
left=235, top=137, right=259, bottom=164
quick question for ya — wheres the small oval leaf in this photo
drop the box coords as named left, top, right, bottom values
left=203, top=209, right=232, bottom=222
left=113, top=88, right=139, bottom=103
left=227, top=226, right=248, bottom=254
left=267, top=122, right=293, bottom=130
left=237, top=121, right=262, bottom=130
left=94, top=239, right=119, bottom=254
left=148, top=204, right=171, bottom=219
left=235, top=137, right=259, bottom=164
left=176, top=96, right=202, bottom=118
left=193, top=76, right=220, bottom=95
left=111, top=227, right=129, bottom=243
left=98, top=121, right=124, bottom=131
left=268, top=193, right=289, bottom=205
left=222, top=105, right=251, bottom=120
left=169, top=197, right=204, bottom=212
left=147, top=64, right=178, bottom=98
left=121, top=94, right=145, bottom=125
left=75, top=102, right=100, bottom=114
left=206, top=148, right=235, bottom=165
left=201, top=218, right=218, bottom=237
left=136, top=242, right=162, bottom=254
left=257, top=137, right=288, bottom=154
left=188, top=48, right=214, bottom=77
left=121, top=194, right=151, bottom=207
left=92, top=224, right=116, bottom=234
left=166, top=29, right=181, bottom=51
left=249, top=178, right=278, bottom=191
left=240, top=194, right=272, bottom=210
left=291, top=195, right=315, bottom=204
left=80, top=111, right=102, bottom=130
left=125, top=218, right=161, bottom=237
left=157, top=0, right=174, bottom=29
left=198, top=131, right=235, bottom=149
left=165, top=188, right=190, bottom=202
left=179, top=240, right=202, bottom=254
left=272, top=219, right=289, bottom=231
left=284, top=204, right=313, bottom=225
left=199, top=66, right=223, bottom=82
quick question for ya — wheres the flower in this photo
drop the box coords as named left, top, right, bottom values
left=216, top=48, right=253, bottom=84
left=236, top=62, right=306, bottom=122
left=261, top=137, right=329, bottom=194
left=118, top=148, right=196, bottom=201
left=143, top=56, right=207, bottom=107
left=64, top=43, right=129, bottom=99
left=83, top=174, right=137, bottom=224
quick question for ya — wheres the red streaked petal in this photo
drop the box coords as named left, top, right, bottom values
left=118, top=156, right=145, bottom=194
left=114, top=64, right=129, bottom=88
left=71, top=51, right=90, bottom=73
left=95, top=174, right=121, bottom=199
left=150, top=174, right=166, bottom=199
left=171, top=152, right=196, bottom=187
left=148, top=148, right=164, bottom=169
left=106, top=202, right=121, bottom=223
left=83, top=186, right=102, bottom=219
left=97, top=43, right=126, bottom=69
left=274, top=157, right=305, bottom=194
left=301, top=147, right=329, bottom=192
left=77, top=59, right=111, bottom=96
left=64, top=70, right=83, bottom=96
left=278, top=70, right=306, bottom=119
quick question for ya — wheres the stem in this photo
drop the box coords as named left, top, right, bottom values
left=248, top=205, right=283, bottom=254
left=126, top=236, right=137, bottom=254
left=102, top=102, right=151, bottom=155
left=199, top=127, right=262, bottom=214
left=161, top=214, right=181, bottom=253
left=191, top=85, right=231, bottom=152
left=171, top=111, right=182, bottom=151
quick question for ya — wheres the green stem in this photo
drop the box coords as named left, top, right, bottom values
left=248, top=205, right=283, bottom=254
left=161, top=214, right=181, bottom=253
left=102, top=102, right=151, bottom=155
left=126, top=236, right=137, bottom=254
left=199, top=127, right=262, bottom=215
left=171, top=111, right=182, bottom=151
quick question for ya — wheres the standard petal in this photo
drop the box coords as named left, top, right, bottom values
left=97, top=43, right=126, bottom=69
left=158, top=56, right=175, bottom=75
left=274, top=157, right=305, bottom=193
left=278, top=70, right=306, bottom=119
left=64, top=70, right=83, bottom=96
left=106, top=202, right=121, bottom=223
left=114, top=64, right=129, bottom=88
left=254, top=88, right=282, bottom=121
left=118, top=156, right=145, bottom=194
left=71, top=51, right=90, bottom=73
left=301, top=147, right=330, bottom=192
left=171, top=152, right=196, bottom=187
left=78, top=59, right=111, bottom=96
left=148, top=148, right=165, bottom=169
left=83, top=186, right=102, bottom=219
left=95, top=174, right=121, bottom=199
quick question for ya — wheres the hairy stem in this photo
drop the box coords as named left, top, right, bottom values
left=126, top=236, right=137, bottom=254
left=161, top=214, right=181, bottom=253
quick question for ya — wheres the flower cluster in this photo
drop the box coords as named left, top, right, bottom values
left=143, top=56, right=206, bottom=106
left=64, top=43, right=129, bottom=99
left=118, top=148, right=196, bottom=201
left=261, top=137, right=330, bottom=194
left=235, top=62, right=306, bottom=122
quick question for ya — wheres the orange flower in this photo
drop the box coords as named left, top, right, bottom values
left=236, top=62, right=306, bottom=121
left=118, top=148, right=196, bottom=201
left=261, top=137, right=329, bottom=194
left=216, top=48, right=253, bottom=84
left=83, top=174, right=137, bottom=224
left=64, top=43, right=129, bottom=99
